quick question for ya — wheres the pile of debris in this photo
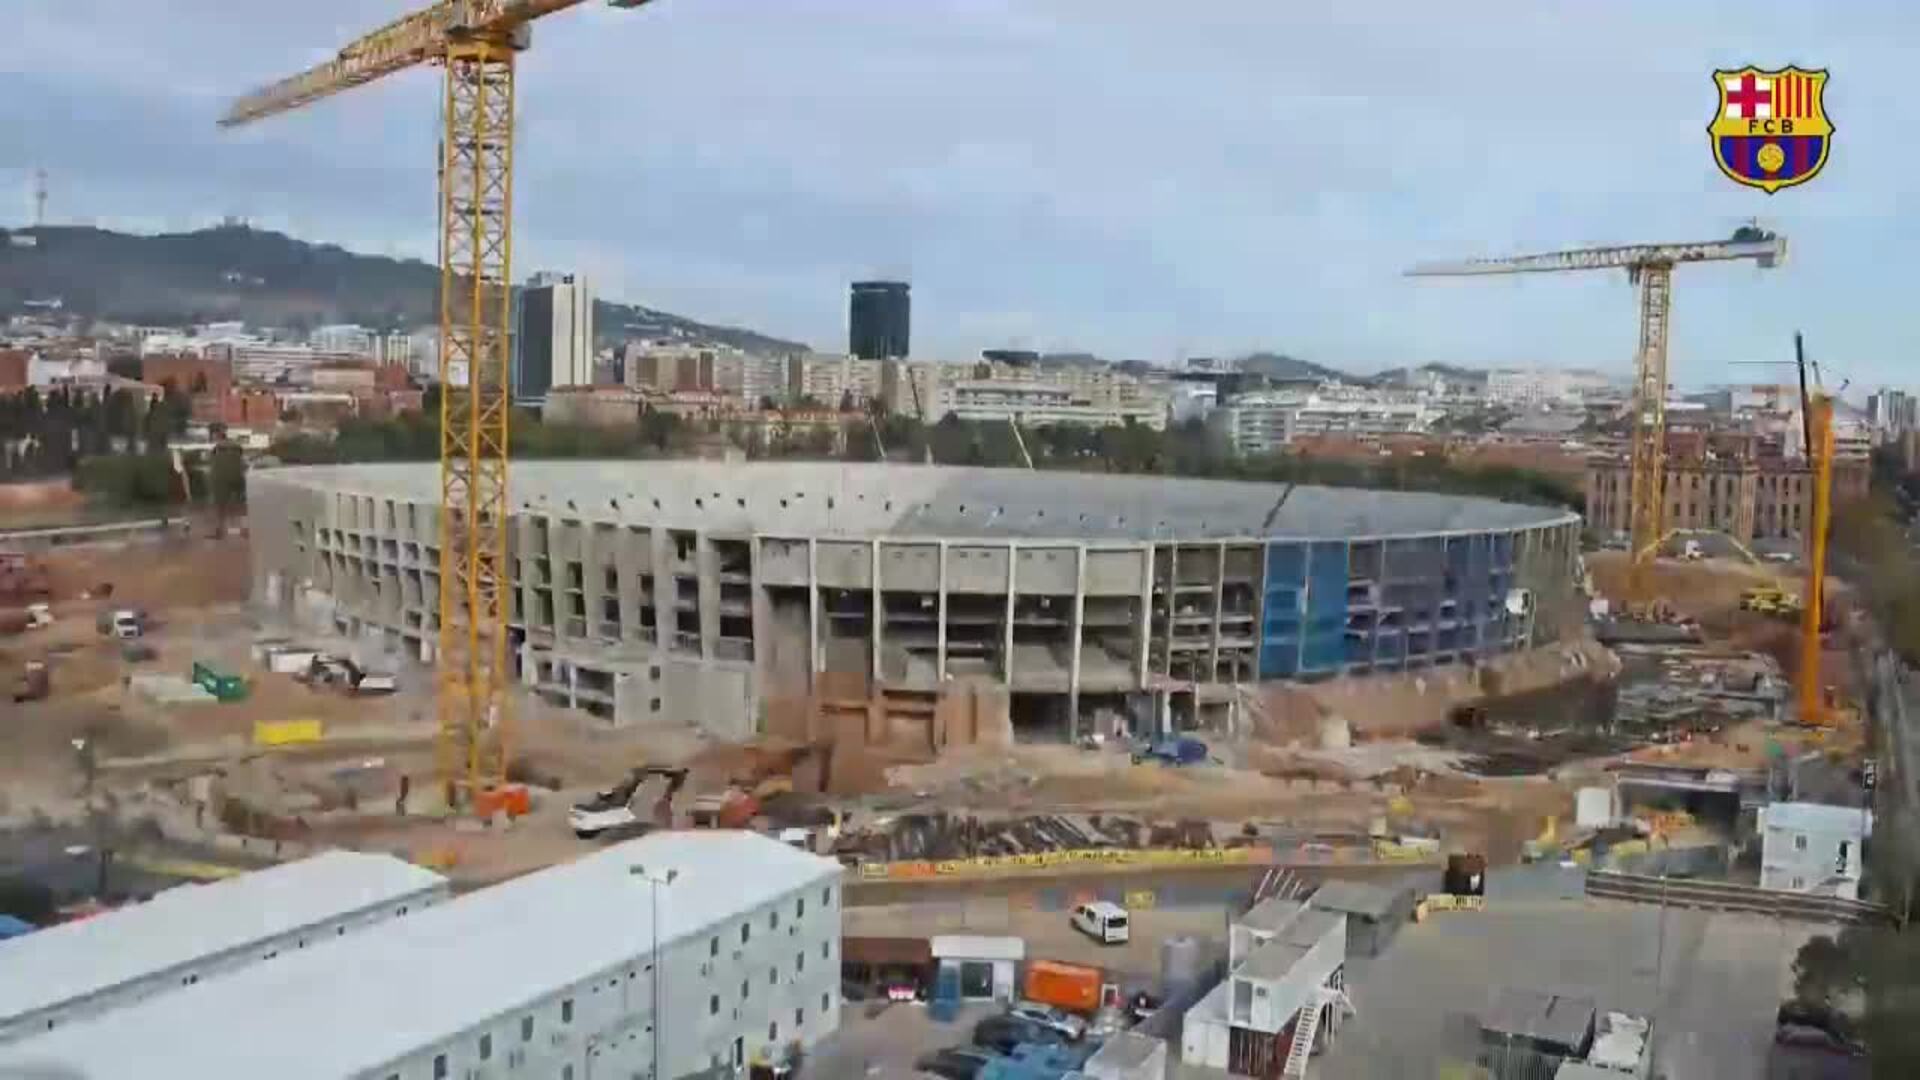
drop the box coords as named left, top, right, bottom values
left=835, top=811, right=1221, bottom=863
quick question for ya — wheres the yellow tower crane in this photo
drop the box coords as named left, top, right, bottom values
left=219, top=0, right=664, bottom=806
left=1407, top=226, right=1786, bottom=612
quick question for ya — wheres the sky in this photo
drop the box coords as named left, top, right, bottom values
left=4, top=0, right=1916, bottom=386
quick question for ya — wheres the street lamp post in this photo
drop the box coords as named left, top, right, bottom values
left=630, top=865, right=679, bottom=1079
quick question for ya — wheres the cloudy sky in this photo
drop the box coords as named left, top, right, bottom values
left=4, top=1, right=1914, bottom=385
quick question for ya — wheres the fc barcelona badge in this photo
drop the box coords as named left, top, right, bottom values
left=1709, top=67, right=1833, bottom=193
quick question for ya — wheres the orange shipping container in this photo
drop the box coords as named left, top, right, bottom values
left=1023, top=960, right=1101, bottom=1014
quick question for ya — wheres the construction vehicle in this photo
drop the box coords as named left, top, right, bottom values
left=569, top=765, right=688, bottom=839
left=301, top=654, right=399, bottom=696
left=190, top=661, right=249, bottom=703
left=1409, top=225, right=1786, bottom=612
left=96, top=609, right=147, bottom=639
left=1740, top=585, right=1803, bottom=618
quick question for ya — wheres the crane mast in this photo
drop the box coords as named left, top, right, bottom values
left=1407, top=230, right=1786, bottom=611
left=221, top=0, right=662, bottom=806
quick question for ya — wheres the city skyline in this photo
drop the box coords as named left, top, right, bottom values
left=5, top=0, right=1916, bottom=383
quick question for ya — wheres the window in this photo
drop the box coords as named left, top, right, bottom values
left=821, top=992, right=830, bottom=1014
left=650, top=698, right=661, bottom=713
left=710, top=994, right=720, bottom=1016
left=768, top=1021, right=779, bottom=1042
left=562, top=998, right=575, bottom=1023
left=1795, top=835, right=1809, bottom=851
left=479, top=1033, right=492, bottom=1060
left=432, top=1053, right=448, bottom=1080
left=769, top=966, right=779, bottom=986
left=820, top=941, right=829, bottom=960
left=796, top=897, right=805, bottom=918
left=710, top=936, right=719, bottom=958
left=795, top=1007, right=805, bottom=1028
left=521, top=1016, right=534, bottom=1042
left=741, top=923, right=751, bottom=944
left=564, top=1068, right=575, bottom=1080
left=822, top=886, right=833, bottom=906
left=797, top=951, right=805, bottom=973
left=741, top=979, right=750, bottom=1000
left=770, top=910, right=779, bottom=930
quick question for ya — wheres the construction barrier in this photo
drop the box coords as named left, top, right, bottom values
left=1124, top=889, right=1158, bottom=910
left=253, top=718, right=324, bottom=746
left=857, top=844, right=1273, bottom=881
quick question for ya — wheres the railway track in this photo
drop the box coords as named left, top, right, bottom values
left=1585, top=869, right=1892, bottom=926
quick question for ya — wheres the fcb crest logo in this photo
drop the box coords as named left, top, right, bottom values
left=1709, top=66, right=1833, bottom=193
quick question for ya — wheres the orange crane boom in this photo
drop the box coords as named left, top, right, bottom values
left=1407, top=228, right=1786, bottom=612
left=220, top=0, right=662, bottom=805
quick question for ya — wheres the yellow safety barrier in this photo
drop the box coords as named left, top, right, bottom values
left=1124, top=889, right=1158, bottom=910
left=1424, top=893, right=1486, bottom=912
left=864, top=844, right=1272, bottom=881
left=121, top=854, right=249, bottom=882
left=253, top=718, right=324, bottom=746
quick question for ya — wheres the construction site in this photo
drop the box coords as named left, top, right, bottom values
left=0, top=439, right=1870, bottom=900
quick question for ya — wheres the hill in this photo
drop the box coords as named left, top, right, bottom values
left=0, top=224, right=810, bottom=355
left=1235, top=351, right=1348, bottom=382
left=1368, top=362, right=1489, bottom=387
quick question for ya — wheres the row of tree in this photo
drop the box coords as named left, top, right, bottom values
left=265, top=389, right=1583, bottom=511
left=0, top=384, right=193, bottom=480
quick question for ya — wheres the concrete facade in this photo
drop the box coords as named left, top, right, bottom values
left=247, top=462, right=1582, bottom=741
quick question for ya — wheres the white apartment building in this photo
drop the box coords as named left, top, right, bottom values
left=0, top=851, right=447, bottom=1045
left=0, top=831, right=843, bottom=1080
left=790, top=352, right=883, bottom=407
left=936, top=378, right=1168, bottom=430
left=311, top=323, right=376, bottom=357
left=1212, top=392, right=1439, bottom=454
left=218, top=342, right=368, bottom=385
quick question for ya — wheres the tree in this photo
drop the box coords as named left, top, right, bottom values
left=209, top=441, right=246, bottom=538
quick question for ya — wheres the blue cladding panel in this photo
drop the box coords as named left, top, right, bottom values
left=1301, top=541, right=1349, bottom=672
left=1260, top=543, right=1308, bottom=677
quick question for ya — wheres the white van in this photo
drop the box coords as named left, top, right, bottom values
left=1070, top=901, right=1130, bottom=945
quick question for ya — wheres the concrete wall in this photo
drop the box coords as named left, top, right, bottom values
left=247, top=465, right=1581, bottom=742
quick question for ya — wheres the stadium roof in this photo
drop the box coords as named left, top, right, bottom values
left=0, top=831, right=840, bottom=1080
left=260, top=461, right=1575, bottom=542
left=0, top=850, right=444, bottom=1027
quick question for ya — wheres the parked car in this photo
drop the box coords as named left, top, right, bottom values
left=914, top=1047, right=1002, bottom=1080
left=1069, top=900, right=1131, bottom=944
left=1007, top=1001, right=1087, bottom=1042
left=971, top=1015, right=1066, bottom=1056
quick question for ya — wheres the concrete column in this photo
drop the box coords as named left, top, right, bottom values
left=870, top=540, right=884, bottom=685
left=1136, top=543, right=1153, bottom=689
left=1003, top=543, right=1018, bottom=685
left=936, top=541, right=949, bottom=683
left=581, top=522, right=602, bottom=640
left=1067, top=544, right=1086, bottom=742
left=1209, top=540, right=1227, bottom=681
left=807, top=538, right=821, bottom=682
left=1373, top=540, right=1388, bottom=669
left=617, top=526, right=644, bottom=644
left=697, top=534, right=720, bottom=660
left=750, top=538, right=772, bottom=681
left=648, top=527, right=672, bottom=650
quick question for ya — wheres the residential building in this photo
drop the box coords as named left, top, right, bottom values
left=1867, top=388, right=1916, bottom=438
left=0, top=851, right=447, bottom=1044
left=789, top=352, right=882, bottom=408
left=311, top=323, right=375, bottom=357
left=881, top=358, right=950, bottom=420
left=1211, top=392, right=1438, bottom=454
left=515, top=271, right=595, bottom=401
left=935, top=377, right=1167, bottom=430
left=0, top=832, right=843, bottom=1080
left=215, top=342, right=366, bottom=386
left=849, top=280, right=910, bottom=360
left=141, top=354, right=232, bottom=398
left=374, top=331, right=415, bottom=371
left=1759, top=802, right=1872, bottom=899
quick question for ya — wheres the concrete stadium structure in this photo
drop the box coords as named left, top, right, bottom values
left=247, top=462, right=1582, bottom=740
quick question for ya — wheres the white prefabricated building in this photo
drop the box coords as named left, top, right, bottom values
left=0, top=849, right=447, bottom=1044
left=0, top=830, right=844, bottom=1080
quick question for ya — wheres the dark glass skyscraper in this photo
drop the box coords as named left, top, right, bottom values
left=849, top=281, right=910, bottom=360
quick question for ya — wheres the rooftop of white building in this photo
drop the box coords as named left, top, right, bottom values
left=0, top=832, right=839, bottom=1080
left=0, top=850, right=444, bottom=1026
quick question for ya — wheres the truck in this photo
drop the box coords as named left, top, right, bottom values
left=1022, top=960, right=1103, bottom=1014
left=1132, top=736, right=1208, bottom=766
left=96, top=609, right=148, bottom=639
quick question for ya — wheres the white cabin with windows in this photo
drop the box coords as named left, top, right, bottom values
left=0, top=850, right=447, bottom=1044
left=0, top=832, right=844, bottom=1080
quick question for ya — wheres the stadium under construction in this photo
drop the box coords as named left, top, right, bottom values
left=247, top=462, right=1582, bottom=743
